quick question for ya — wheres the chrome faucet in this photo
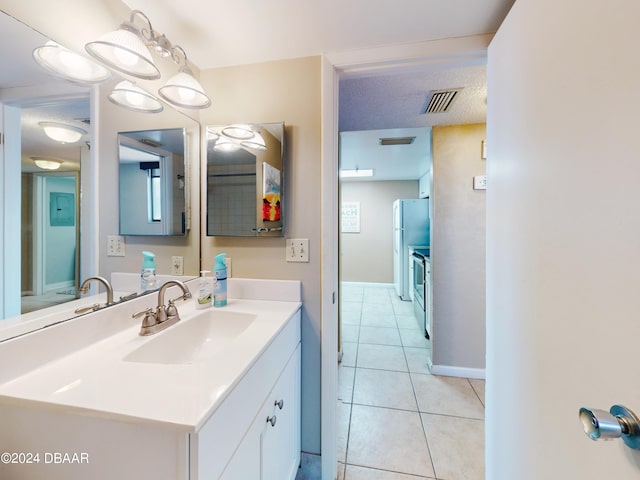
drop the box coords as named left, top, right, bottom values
left=133, top=280, right=192, bottom=336
left=76, top=276, right=115, bottom=313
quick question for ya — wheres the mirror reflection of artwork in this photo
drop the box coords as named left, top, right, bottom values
left=262, top=163, right=281, bottom=221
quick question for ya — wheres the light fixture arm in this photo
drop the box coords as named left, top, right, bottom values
left=169, top=45, right=189, bottom=68
left=127, top=10, right=154, bottom=42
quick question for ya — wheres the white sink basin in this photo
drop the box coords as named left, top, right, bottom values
left=123, top=310, right=256, bottom=365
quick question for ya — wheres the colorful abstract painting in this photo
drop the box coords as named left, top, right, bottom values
left=262, top=162, right=281, bottom=221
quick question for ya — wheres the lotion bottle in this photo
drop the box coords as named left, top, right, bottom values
left=196, top=270, right=212, bottom=309
left=213, top=253, right=227, bottom=307
left=140, top=251, right=157, bottom=291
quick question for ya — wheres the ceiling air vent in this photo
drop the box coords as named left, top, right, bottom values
left=379, top=136, right=415, bottom=146
left=422, top=88, right=463, bottom=114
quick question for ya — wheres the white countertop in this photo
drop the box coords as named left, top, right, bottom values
left=0, top=296, right=301, bottom=433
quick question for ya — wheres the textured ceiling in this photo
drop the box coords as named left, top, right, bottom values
left=339, top=64, right=487, bottom=132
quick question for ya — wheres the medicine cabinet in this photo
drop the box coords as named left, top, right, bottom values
left=206, top=122, right=285, bottom=237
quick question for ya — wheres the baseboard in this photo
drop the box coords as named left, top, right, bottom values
left=430, top=364, right=486, bottom=380
left=341, top=281, right=394, bottom=289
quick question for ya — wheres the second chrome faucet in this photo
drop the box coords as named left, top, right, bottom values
left=133, top=280, right=192, bottom=336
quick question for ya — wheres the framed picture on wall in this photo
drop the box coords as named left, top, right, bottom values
left=341, top=201, right=360, bottom=233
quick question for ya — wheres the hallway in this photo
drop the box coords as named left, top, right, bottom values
left=338, top=283, right=485, bottom=479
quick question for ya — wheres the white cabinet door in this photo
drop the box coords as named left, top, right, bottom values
left=219, top=430, right=261, bottom=480
left=261, top=345, right=301, bottom=480
left=217, top=344, right=300, bottom=480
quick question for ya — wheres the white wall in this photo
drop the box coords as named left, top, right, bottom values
left=431, top=124, right=486, bottom=373
left=340, top=180, right=417, bottom=283
left=487, top=1, right=640, bottom=478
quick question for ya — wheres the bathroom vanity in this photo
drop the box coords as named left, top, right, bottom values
left=0, top=279, right=301, bottom=480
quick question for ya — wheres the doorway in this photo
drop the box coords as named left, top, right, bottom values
left=321, top=39, right=490, bottom=480
left=22, top=172, right=80, bottom=314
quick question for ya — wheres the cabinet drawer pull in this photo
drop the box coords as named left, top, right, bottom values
left=275, top=399, right=284, bottom=410
left=267, top=415, right=277, bottom=427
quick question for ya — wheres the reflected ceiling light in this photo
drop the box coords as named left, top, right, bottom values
left=241, top=131, right=267, bottom=151
left=31, top=157, right=63, bottom=170
left=33, top=41, right=111, bottom=85
left=206, top=127, right=220, bottom=142
left=158, top=46, right=211, bottom=109
left=340, top=168, right=374, bottom=178
left=213, top=136, right=240, bottom=152
left=108, top=80, right=164, bottom=113
left=222, top=124, right=255, bottom=140
left=85, top=10, right=160, bottom=80
left=212, top=125, right=268, bottom=151
left=39, top=121, right=87, bottom=143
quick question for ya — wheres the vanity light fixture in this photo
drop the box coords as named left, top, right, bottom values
left=158, top=46, right=211, bottom=109
left=39, top=121, right=87, bottom=143
left=340, top=168, right=374, bottom=178
left=33, top=41, right=111, bottom=85
left=85, top=10, right=211, bottom=110
left=85, top=10, right=160, bottom=80
left=31, top=157, right=63, bottom=170
left=108, top=80, right=164, bottom=113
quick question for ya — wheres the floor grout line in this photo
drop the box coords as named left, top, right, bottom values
left=339, top=286, right=485, bottom=480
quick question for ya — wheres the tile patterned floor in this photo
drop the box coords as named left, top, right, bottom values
left=337, top=284, right=485, bottom=480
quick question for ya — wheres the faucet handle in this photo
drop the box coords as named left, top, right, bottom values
left=166, top=299, right=179, bottom=318
left=133, top=308, right=157, bottom=327
left=169, top=292, right=192, bottom=304
left=74, top=303, right=101, bottom=314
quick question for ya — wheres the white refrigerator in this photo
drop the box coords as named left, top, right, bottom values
left=393, top=199, right=429, bottom=300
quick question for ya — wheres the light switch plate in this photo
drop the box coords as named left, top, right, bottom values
left=107, top=235, right=125, bottom=257
left=286, top=238, right=309, bottom=262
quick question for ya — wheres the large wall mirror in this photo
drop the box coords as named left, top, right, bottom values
left=206, top=122, right=285, bottom=237
left=0, top=10, right=200, bottom=342
left=118, top=128, right=187, bottom=236
left=1, top=11, right=90, bottom=321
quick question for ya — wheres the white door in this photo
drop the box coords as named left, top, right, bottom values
left=487, top=0, right=640, bottom=478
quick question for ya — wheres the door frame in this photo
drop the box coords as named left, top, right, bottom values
left=320, top=34, right=493, bottom=479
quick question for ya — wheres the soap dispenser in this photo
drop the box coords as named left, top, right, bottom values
left=140, top=251, right=157, bottom=291
left=213, top=253, right=227, bottom=307
left=196, top=270, right=212, bottom=309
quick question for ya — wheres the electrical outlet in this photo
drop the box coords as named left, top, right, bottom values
left=107, top=235, right=125, bottom=257
left=286, top=238, right=309, bottom=262
left=171, top=256, right=184, bottom=275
